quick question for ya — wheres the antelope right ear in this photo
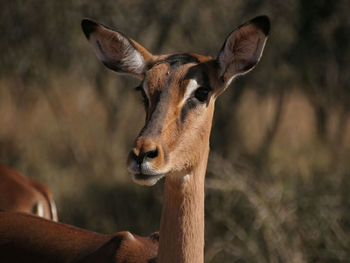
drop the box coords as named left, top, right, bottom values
left=216, top=16, right=270, bottom=86
left=81, top=19, right=154, bottom=79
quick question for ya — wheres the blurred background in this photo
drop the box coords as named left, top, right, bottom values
left=1, top=0, right=350, bottom=262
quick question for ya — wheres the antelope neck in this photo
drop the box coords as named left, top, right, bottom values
left=157, top=148, right=209, bottom=263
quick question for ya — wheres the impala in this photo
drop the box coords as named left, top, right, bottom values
left=0, top=164, right=58, bottom=221
left=0, top=211, right=159, bottom=263
left=83, top=14, right=269, bottom=262
left=0, top=15, right=269, bottom=263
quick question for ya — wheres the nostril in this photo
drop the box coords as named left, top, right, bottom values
left=145, top=148, right=158, bottom=159
left=130, top=151, right=142, bottom=165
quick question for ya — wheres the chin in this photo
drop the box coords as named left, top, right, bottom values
left=132, top=173, right=165, bottom=186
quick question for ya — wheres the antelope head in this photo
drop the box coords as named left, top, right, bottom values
left=82, top=16, right=269, bottom=186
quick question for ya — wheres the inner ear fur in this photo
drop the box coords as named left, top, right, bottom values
left=216, top=15, right=270, bottom=84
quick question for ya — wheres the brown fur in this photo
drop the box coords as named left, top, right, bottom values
left=0, top=211, right=158, bottom=263
left=0, top=164, right=58, bottom=221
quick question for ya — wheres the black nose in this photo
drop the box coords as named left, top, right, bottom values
left=131, top=148, right=158, bottom=165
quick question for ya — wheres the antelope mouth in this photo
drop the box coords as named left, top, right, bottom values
left=132, top=173, right=164, bottom=186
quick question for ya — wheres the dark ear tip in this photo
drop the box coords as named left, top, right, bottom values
left=81, top=19, right=98, bottom=39
left=250, top=15, right=270, bottom=36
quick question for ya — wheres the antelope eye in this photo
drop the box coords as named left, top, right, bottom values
left=194, top=87, right=210, bottom=102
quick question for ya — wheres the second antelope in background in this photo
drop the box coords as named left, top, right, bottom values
left=0, top=164, right=58, bottom=221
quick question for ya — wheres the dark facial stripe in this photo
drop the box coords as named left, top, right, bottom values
left=200, top=70, right=210, bottom=88
left=163, top=54, right=199, bottom=68
left=140, top=89, right=170, bottom=139
left=184, top=64, right=211, bottom=88
left=180, top=99, right=196, bottom=123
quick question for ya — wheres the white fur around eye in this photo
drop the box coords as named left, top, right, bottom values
left=180, top=79, right=198, bottom=106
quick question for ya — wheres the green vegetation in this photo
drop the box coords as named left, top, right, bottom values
left=0, top=0, right=349, bottom=262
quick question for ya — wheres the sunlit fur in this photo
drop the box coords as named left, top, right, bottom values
left=127, top=57, right=216, bottom=183
left=82, top=15, right=269, bottom=263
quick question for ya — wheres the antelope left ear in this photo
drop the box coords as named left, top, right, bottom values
left=81, top=19, right=154, bottom=79
left=216, top=16, right=270, bottom=85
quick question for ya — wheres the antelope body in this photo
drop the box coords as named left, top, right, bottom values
left=0, top=211, right=158, bottom=263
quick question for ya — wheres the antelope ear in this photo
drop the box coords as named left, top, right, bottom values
left=81, top=19, right=153, bottom=78
left=216, top=16, right=270, bottom=85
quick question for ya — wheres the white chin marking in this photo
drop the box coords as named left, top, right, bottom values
left=132, top=173, right=164, bottom=186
